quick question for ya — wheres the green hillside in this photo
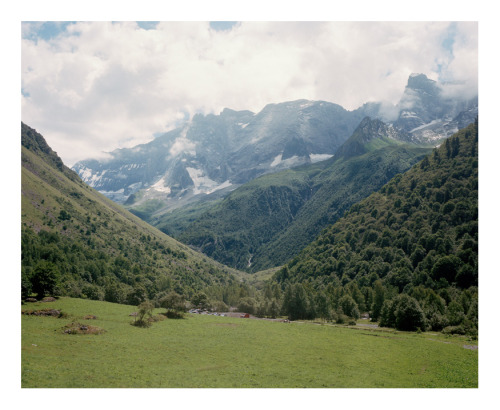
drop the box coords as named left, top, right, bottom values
left=21, top=123, right=240, bottom=305
left=171, top=120, right=431, bottom=272
left=274, top=120, right=478, bottom=333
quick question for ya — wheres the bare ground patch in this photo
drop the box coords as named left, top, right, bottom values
left=62, top=322, right=106, bottom=335
left=22, top=308, right=65, bottom=318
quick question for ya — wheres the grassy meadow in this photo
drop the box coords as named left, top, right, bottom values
left=21, top=297, right=477, bottom=388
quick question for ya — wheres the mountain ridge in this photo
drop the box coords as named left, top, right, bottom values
left=72, top=74, right=477, bottom=216
left=172, top=118, right=432, bottom=272
left=21, top=123, right=240, bottom=303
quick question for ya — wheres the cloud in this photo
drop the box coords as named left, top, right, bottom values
left=21, top=21, right=478, bottom=166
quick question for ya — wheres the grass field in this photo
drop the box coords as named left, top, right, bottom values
left=21, top=297, right=478, bottom=388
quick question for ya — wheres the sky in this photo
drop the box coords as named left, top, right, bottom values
left=20, top=19, right=478, bottom=167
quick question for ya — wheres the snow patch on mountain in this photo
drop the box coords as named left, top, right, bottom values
left=149, top=176, right=171, bottom=194
left=310, top=154, right=333, bottom=163
left=410, top=119, right=443, bottom=133
left=78, top=166, right=106, bottom=187
left=270, top=154, right=283, bottom=167
left=186, top=167, right=218, bottom=195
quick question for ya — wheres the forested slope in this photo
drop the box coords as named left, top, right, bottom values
left=21, top=123, right=239, bottom=304
left=277, top=120, right=478, bottom=289
left=175, top=118, right=431, bottom=271
left=273, top=120, right=478, bottom=332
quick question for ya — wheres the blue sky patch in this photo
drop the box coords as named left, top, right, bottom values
left=210, top=21, right=238, bottom=31
left=22, top=21, right=76, bottom=42
left=137, top=21, right=159, bottom=30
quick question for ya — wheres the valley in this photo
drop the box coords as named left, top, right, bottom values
left=21, top=76, right=478, bottom=389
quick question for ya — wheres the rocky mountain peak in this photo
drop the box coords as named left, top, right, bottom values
left=407, top=73, right=439, bottom=93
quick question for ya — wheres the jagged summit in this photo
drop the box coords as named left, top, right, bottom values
left=335, top=117, right=406, bottom=159
left=72, top=74, right=477, bottom=211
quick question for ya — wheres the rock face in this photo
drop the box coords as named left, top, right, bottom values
left=73, top=100, right=367, bottom=207
left=334, top=117, right=407, bottom=159
left=72, top=74, right=477, bottom=209
left=392, top=73, right=478, bottom=143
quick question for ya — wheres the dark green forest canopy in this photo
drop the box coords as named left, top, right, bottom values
left=276, top=120, right=478, bottom=293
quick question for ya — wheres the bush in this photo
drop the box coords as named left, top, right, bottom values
left=82, top=284, right=104, bottom=301
left=165, top=311, right=184, bottom=319
left=335, top=312, right=348, bottom=325
left=446, top=300, right=465, bottom=326
left=427, top=312, right=448, bottom=331
left=394, top=294, right=426, bottom=331
left=160, top=292, right=186, bottom=315
left=191, top=292, right=210, bottom=310
left=238, top=297, right=257, bottom=315
left=31, top=261, right=60, bottom=298
left=132, top=301, right=154, bottom=327
left=127, top=284, right=148, bottom=306
left=442, top=325, right=466, bottom=335
left=211, top=300, right=229, bottom=312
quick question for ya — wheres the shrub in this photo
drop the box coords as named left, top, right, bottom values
left=160, top=291, right=186, bottom=318
left=31, top=261, right=60, bottom=298
left=82, top=284, right=104, bottom=301
left=132, top=301, right=154, bottom=327
left=191, top=292, right=210, bottom=310
left=427, top=312, right=448, bottom=331
left=238, top=297, right=257, bottom=315
left=165, top=311, right=184, bottom=319
left=442, top=325, right=466, bottom=335
left=335, top=313, right=348, bottom=325
left=394, top=294, right=426, bottom=331
left=211, top=300, right=229, bottom=312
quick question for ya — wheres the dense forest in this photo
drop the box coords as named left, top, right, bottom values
left=269, top=120, right=478, bottom=334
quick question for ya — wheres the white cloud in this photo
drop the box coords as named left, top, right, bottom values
left=21, top=21, right=478, bottom=166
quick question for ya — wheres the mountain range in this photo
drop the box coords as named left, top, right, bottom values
left=171, top=118, right=432, bottom=272
left=72, top=73, right=477, bottom=214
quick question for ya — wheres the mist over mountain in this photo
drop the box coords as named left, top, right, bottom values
left=170, top=117, right=432, bottom=271
left=72, top=74, right=477, bottom=213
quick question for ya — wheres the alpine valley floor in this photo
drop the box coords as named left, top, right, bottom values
left=21, top=297, right=477, bottom=388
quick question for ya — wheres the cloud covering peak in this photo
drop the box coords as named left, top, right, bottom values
left=21, top=21, right=477, bottom=166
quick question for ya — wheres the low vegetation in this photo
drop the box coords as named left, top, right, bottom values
left=21, top=297, right=477, bottom=388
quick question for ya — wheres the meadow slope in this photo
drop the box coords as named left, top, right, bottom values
left=22, top=298, right=477, bottom=388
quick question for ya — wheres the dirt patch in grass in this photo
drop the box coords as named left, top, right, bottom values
left=62, top=322, right=106, bottom=335
left=83, top=315, right=98, bottom=320
left=22, top=308, right=65, bottom=318
left=463, top=344, right=478, bottom=350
